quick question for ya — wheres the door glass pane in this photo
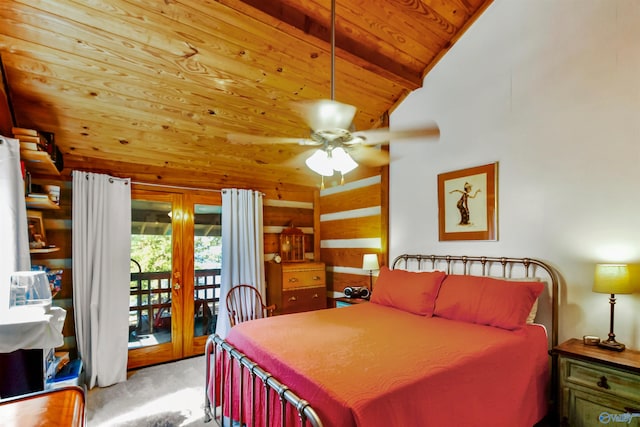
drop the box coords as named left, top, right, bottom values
left=129, top=199, right=173, bottom=349
left=193, top=204, right=221, bottom=337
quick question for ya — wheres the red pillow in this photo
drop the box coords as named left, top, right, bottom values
left=433, top=275, right=544, bottom=330
left=370, top=267, right=446, bottom=316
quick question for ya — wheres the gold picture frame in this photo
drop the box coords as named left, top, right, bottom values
left=27, top=209, right=47, bottom=248
left=438, top=162, right=497, bottom=241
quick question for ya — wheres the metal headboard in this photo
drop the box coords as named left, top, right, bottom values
left=391, top=254, right=559, bottom=349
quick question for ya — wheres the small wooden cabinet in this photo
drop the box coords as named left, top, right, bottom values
left=266, top=262, right=326, bottom=315
left=552, top=338, right=640, bottom=427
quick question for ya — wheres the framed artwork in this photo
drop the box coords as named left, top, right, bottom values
left=438, top=162, right=497, bottom=241
left=27, top=209, right=47, bottom=248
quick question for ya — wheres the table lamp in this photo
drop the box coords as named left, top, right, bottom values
left=362, top=254, right=379, bottom=292
left=592, top=264, right=634, bottom=351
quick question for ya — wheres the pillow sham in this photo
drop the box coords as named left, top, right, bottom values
left=433, top=275, right=544, bottom=330
left=500, top=277, right=545, bottom=324
left=370, top=266, right=446, bottom=316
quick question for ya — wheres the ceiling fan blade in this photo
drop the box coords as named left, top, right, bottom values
left=352, top=124, right=440, bottom=146
left=294, top=99, right=357, bottom=131
left=348, top=145, right=390, bottom=167
left=227, top=133, right=317, bottom=145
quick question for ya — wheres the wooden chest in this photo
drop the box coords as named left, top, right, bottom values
left=266, top=261, right=326, bottom=315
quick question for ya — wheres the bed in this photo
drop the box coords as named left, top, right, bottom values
left=204, top=254, right=559, bottom=427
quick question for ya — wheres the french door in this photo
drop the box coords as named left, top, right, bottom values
left=127, top=187, right=222, bottom=369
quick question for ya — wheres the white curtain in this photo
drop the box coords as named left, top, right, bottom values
left=0, top=136, right=30, bottom=318
left=215, top=188, right=264, bottom=339
left=72, top=171, right=131, bottom=388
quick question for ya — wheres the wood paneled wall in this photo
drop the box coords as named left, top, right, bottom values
left=263, top=190, right=319, bottom=261
left=319, top=170, right=389, bottom=301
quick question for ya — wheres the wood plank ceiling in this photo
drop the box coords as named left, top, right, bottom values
left=0, top=0, right=493, bottom=191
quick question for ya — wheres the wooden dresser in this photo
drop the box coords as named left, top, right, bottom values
left=265, top=261, right=326, bottom=315
left=552, top=338, right=640, bottom=427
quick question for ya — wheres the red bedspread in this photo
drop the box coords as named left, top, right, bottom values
left=218, top=302, right=549, bottom=427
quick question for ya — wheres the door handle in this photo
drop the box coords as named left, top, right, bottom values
left=173, top=271, right=181, bottom=290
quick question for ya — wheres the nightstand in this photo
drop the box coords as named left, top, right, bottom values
left=334, top=297, right=368, bottom=308
left=551, top=338, right=640, bottom=427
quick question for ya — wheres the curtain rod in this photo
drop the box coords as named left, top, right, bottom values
left=131, top=181, right=222, bottom=193
left=131, top=181, right=264, bottom=196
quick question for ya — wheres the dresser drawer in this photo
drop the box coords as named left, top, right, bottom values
left=282, top=268, right=325, bottom=290
left=281, top=287, right=326, bottom=314
left=562, top=358, right=640, bottom=403
left=266, top=261, right=326, bottom=315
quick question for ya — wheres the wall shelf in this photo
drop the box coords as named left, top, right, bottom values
left=29, top=247, right=60, bottom=254
left=26, top=195, right=59, bottom=210
left=20, top=150, right=60, bottom=176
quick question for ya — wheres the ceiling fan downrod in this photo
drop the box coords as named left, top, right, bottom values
left=330, top=0, right=336, bottom=101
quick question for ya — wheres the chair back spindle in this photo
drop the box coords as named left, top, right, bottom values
left=226, top=284, right=276, bottom=327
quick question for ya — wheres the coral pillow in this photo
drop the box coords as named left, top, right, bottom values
left=370, top=267, right=446, bottom=316
left=433, top=275, right=544, bottom=330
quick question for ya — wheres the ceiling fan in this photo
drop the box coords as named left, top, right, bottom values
left=228, top=0, right=440, bottom=185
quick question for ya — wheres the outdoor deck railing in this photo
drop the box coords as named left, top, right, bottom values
left=129, top=266, right=220, bottom=336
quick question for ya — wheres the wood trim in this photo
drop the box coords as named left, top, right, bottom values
left=313, top=189, right=321, bottom=260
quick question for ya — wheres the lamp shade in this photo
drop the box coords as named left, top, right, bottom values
left=300, top=99, right=357, bottom=131
left=305, top=149, right=334, bottom=176
left=330, top=147, right=358, bottom=174
left=362, top=254, right=379, bottom=271
left=593, top=264, right=633, bottom=294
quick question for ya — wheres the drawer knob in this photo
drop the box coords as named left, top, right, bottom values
left=597, top=376, right=610, bottom=390
left=288, top=296, right=297, bottom=302
left=312, top=293, right=318, bottom=298
left=288, top=277, right=299, bottom=283
left=313, top=276, right=321, bottom=280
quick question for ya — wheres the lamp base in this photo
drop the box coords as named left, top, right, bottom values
left=597, top=340, right=625, bottom=352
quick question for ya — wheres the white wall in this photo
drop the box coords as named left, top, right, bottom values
left=389, top=0, right=640, bottom=348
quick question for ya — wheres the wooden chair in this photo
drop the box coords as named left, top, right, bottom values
left=226, top=284, right=276, bottom=327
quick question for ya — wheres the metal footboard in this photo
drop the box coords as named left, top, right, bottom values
left=204, top=334, right=323, bottom=427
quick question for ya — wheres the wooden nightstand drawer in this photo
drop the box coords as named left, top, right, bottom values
left=563, top=358, right=640, bottom=403
left=282, top=268, right=325, bottom=290
left=281, top=287, right=325, bottom=314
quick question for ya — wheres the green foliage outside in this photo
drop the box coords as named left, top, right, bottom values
left=131, top=235, right=222, bottom=273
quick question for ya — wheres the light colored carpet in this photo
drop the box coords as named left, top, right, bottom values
left=86, top=356, right=210, bottom=427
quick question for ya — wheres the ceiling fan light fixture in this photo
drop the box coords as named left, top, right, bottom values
left=305, top=99, right=357, bottom=131
left=330, top=147, right=358, bottom=174
left=305, top=149, right=334, bottom=176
